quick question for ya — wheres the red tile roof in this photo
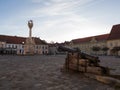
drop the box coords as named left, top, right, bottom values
left=0, top=35, right=26, bottom=44
left=95, top=34, right=109, bottom=41
left=107, top=24, right=120, bottom=40
left=72, top=37, right=91, bottom=44
left=72, top=34, right=109, bottom=44
left=34, top=38, right=47, bottom=45
left=0, top=35, right=47, bottom=45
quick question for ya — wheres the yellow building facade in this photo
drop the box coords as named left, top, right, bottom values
left=69, top=24, right=120, bottom=56
left=71, top=34, right=108, bottom=55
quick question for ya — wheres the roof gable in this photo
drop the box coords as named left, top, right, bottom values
left=34, top=38, right=47, bottom=45
left=108, top=24, right=120, bottom=40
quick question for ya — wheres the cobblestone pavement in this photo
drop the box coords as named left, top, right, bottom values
left=0, top=55, right=115, bottom=90
left=99, top=56, right=120, bottom=75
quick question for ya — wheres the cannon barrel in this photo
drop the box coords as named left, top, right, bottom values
left=58, top=46, right=100, bottom=62
left=80, top=52, right=99, bottom=61
left=57, top=46, right=78, bottom=53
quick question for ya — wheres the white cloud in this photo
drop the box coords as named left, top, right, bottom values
left=33, top=0, right=96, bottom=16
left=32, top=12, right=107, bottom=42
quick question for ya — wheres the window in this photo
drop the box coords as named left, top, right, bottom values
left=8, top=45, right=11, bottom=48
left=45, top=46, right=47, bottom=49
left=36, top=46, right=38, bottom=49
left=39, top=46, right=41, bottom=49
left=15, top=45, right=17, bottom=48
left=12, top=45, right=14, bottom=48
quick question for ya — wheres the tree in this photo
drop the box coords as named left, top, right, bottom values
left=101, top=47, right=109, bottom=55
left=50, top=41, right=54, bottom=44
left=92, top=46, right=101, bottom=55
left=111, top=46, right=120, bottom=56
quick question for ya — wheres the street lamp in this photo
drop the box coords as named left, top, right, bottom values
left=22, top=42, right=24, bottom=55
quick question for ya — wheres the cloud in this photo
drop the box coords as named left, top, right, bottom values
left=33, top=12, right=107, bottom=42
left=0, top=0, right=108, bottom=43
left=27, top=0, right=107, bottom=42
left=33, top=0, right=96, bottom=16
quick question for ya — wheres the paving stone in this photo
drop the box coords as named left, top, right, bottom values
left=0, top=55, right=116, bottom=90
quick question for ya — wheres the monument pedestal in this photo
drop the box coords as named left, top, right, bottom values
left=24, top=37, right=35, bottom=55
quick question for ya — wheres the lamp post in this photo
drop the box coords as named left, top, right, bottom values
left=22, top=42, right=24, bottom=55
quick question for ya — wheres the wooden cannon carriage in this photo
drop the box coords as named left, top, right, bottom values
left=58, top=46, right=109, bottom=75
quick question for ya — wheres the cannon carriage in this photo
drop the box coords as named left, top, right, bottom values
left=58, top=46, right=109, bottom=75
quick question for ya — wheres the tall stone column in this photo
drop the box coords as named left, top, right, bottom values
left=28, top=20, right=33, bottom=39
left=24, top=20, right=35, bottom=55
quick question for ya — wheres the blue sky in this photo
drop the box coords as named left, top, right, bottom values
left=0, top=0, right=120, bottom=43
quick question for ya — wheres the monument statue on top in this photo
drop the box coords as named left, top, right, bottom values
left=28, top=20, right=33, bottom=38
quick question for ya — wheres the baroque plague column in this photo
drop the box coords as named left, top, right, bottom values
left=24, top=20, right=35, bottom=55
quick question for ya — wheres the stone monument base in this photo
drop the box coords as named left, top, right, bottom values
left=24, top=38, right=35, bottom=55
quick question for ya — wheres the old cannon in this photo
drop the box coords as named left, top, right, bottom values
left=58, top=46, right=109, bottom=75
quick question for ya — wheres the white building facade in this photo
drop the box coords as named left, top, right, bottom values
left=0, top=35, right=48, bottom=55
